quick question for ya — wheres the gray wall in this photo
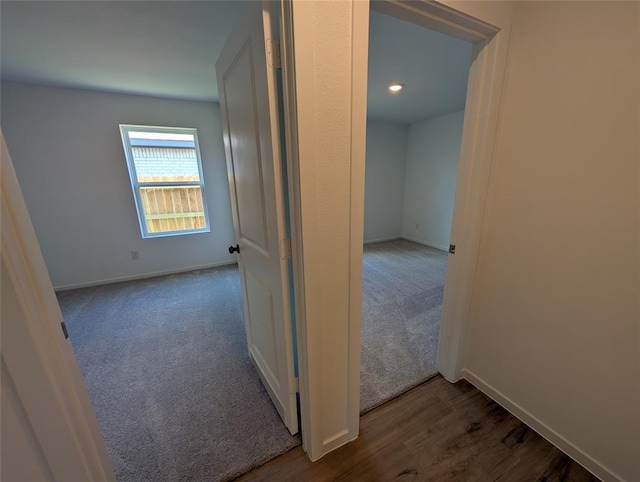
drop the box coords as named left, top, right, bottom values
left=402, top=111, right=464, bottom=250
left=363, top=120, right=408, bottom=243
left=363, top=112, right=463, bottom=249
left=1, top=82, right=235, bottom=289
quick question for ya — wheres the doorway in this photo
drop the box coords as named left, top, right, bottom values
left=360, top=9, right=473, bottom=412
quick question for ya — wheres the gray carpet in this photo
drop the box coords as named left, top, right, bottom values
left=360, top=239, right=447, bottom=413
left=56, top=265, right=300, bottom=482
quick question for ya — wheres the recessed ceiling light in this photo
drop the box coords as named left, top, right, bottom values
left=388, top=83, right=404, bottom=93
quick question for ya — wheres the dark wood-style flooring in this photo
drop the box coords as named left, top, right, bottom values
left=239, top=376, right=598, bottom=481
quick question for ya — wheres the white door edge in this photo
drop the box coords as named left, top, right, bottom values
left=1, top=131, right=115, bottom=481
left=279, top=0, right=311, bottom=454
left=263, top=1, right=300, bottom=434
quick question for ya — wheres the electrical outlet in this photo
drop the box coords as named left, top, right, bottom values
left=131, top=251, right=139, bottom=260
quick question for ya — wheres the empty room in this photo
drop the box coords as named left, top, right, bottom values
left=1, top=1, right=300, bottom=480
left=360, top=9, right=472, bottom=412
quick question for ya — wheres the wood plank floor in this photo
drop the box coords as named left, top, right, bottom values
left=238, top=376, right=598, bottom=481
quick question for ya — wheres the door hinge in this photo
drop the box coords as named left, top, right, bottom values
left=61, top=321, right=69, bottom=339
left=449, top=244, right=456, bottom=254
left=280, top=238, right=292, bottom=260
left=293, top=376, right=299, bottom=392
left=267, top=38, right=281, bottom=69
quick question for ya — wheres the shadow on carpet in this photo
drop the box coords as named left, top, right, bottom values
left=57, top=265, right=300, bottom=482
left=360, top=239, right=448, bottom=414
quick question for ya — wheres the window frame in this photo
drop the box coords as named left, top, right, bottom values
left=119, top=124, right=211, bottom=239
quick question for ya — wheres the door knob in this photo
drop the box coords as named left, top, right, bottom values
left=228, top=244, right=240, bottom=254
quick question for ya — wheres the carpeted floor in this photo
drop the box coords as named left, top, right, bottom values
left=360, top=239, right=448, bottom=413
left=57, top=265, right=300, bottom=482
left=57, top=239, right=446, bottom=480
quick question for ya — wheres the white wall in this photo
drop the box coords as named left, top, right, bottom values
left=363, top=119, right=408, bottom=243
left=1, top=82, right=235, bottom=289
left=402, top=110, right=464, bottom=250
left=457, top=2, right=639, bottom=481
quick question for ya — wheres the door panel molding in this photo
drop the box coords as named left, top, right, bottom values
left=216, top=1, right=298, bottom=435
left=223, top=41, right=271, bottom=251
left=245, top=268, right=280, bottom=382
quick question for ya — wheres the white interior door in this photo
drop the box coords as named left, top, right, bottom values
left=1, top=132, right=115, bottom=480
left=216, top=2, right=298, bottom=435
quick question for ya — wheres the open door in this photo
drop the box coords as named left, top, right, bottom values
left=216, top=2, right=298, bottom=435
left=1, top=132, right=116, bottom=480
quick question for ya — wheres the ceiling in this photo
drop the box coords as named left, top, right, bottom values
left=367, top=11, right=472, bottom=124
left=1, top=2, right=471, bottom=123
left=0, top=1, right=246, bottom=101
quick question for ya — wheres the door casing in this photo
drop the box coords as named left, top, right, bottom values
left=285, top=0, right=512, bottom=461
left=366, top=0, right=507, bottom=382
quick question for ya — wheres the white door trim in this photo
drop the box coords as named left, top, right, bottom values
left=1, top=131, right=115, bottom=481
left=285, top=0, right=510, bottom=460
left=367, top=0, right=511, bottom=383
left=278, top=0, right=512, bottom=461
left=285, top=0, right=370, bottom=461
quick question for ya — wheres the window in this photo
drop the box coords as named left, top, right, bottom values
left=119, top=125, right=210, bottom=238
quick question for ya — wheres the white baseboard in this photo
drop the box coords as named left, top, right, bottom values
left=363, top=236, right=450, bottom=252
left=363, top=236, right=402, bottom=245
left=54, top=260, right=238, bottom=292
left=462, top=369, right=624, bottom=482
left=400, top=235, right=449, bottom=252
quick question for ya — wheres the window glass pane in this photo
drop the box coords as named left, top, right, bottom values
left=128, top=131, right=200, bottom=183
left=120, top=125, right=210, bottom=238
left=139, top=185, right=206, bottom=234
